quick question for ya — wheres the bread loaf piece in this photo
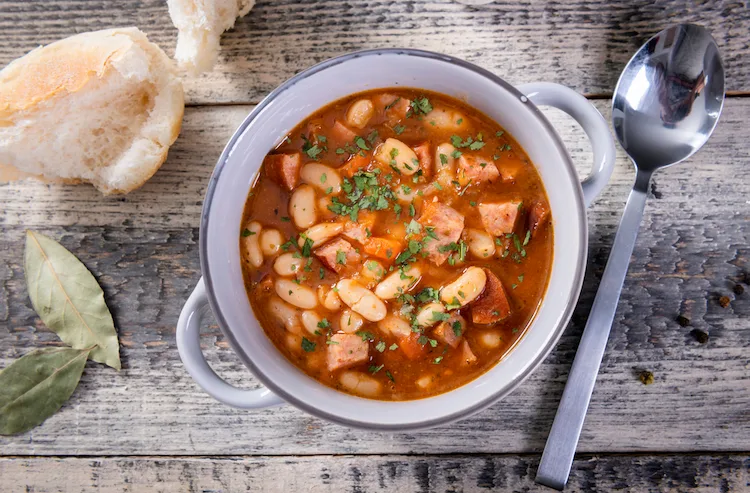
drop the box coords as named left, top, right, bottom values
left=168, top=0, right=255, bottom=74
left=0, top=27, right=184, bottom=194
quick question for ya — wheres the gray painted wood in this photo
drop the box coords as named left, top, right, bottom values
left=1, top=455, right=748, bottom=492
left=0, top=0, right=748, bottom=104
left=1, top=100, right=748, bottom=456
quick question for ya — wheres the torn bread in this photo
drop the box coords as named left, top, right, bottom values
left=0, top=27, right=184, bottom=194
left=168, top=0, right=255, bottom=74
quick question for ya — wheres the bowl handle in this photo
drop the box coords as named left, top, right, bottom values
left=517, top=82, right=616, bottom=207
left=176, top=277, right=285, bottom=409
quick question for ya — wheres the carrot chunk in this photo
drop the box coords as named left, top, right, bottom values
left=363, top=237, right=402, bottom=261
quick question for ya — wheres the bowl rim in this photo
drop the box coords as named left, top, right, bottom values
left=198, top=48, right=588, bottom=430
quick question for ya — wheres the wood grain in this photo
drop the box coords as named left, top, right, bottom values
left=0, top=99, right=748, bottom=456
left=1, top=454, right=749, bottom=492
left=0, top=0, right=748, bottom=104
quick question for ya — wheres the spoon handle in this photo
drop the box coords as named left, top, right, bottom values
left=536, top=170, right=651, bottom=490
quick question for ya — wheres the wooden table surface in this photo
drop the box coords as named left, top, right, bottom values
left=1, top=1, right=749, bottom=491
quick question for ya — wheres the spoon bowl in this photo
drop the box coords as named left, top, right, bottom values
left=536, top=24, right=724, bottom=490
left=612, top=24, right=725, bottom=172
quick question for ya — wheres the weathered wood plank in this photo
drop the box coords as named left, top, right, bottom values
left=1, top=455, right=749, bottom=492
left=0, top=0, right=748, bottom=104
left=0, top=100, right=748, bottom=455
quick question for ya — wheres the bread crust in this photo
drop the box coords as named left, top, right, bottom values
left=0, top=27, right=185, bottom=194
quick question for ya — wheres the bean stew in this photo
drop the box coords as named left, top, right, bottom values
left=240, top=89, right=553, bottom=400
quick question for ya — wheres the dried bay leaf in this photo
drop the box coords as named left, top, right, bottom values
left=24, top=231, right=121, bottom=370
left=0, top=347, right=90, bottom=435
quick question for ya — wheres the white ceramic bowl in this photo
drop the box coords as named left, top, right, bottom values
left=177, top=49, right=616, bottom=431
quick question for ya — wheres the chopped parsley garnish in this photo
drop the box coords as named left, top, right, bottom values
left=375, top=341, right=386, bottom=352
left=366, top=130, right=379, bottom=145
left=384, top=97, right=401, bottom=111
left=356, top=331, right=375, bottom=342
left=327, top=170, right=395, bottom=219
left=452, top=320, right=462, bottom=337
left=433, top=356, right=443, bottom=364
left=393, top=124, right=406, bottom=135
left=335, top=250, right=347, bottom=265
left=431, top=311, right=450, bottom=322
left=301, top=134, right=325, bottom=160
left=301, top=237, right=314, bottom=257
left=280, top=216, right=291, bottom=222
left=469, top=141, right=485, bottom=150
left=354, top=136, right=370, bottom=151
left=389, top=343, right=399, bottom=351
left=385, top=370, right=395, bottom=382
left=409, top=96, right=433, bottom=116
left=301, top=337, right=316, bottom=352
left=523, top=230, right=531, bottom=246
left=368, top=364, right=384, bottom=374
left=317, top=318, right=330, bottom=329
left=241, top=229, right=255, bottom=237
left=439, top=153, right=448, bottom=165
left=415, top=287, right=440, bottom=303
left=405, top=219, right=422, bottom=236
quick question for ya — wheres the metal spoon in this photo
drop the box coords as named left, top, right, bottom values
left=535, top=24, right=725, bottom=490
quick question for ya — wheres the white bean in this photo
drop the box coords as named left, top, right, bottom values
left=415, top=302, right=447, bottom=328
left=339, top=371, right=382, bottom=397
left=374, top=266, right=421, bottom=300
left=393, top=183, right=418, bottom=203
left=361, top=260, right=385, bottom=282
left=301, top=310, right=323, bottom=335
left=275, top=278, right=318, bottom=309
left=268, top=296, right=302, bottom=334
left=416, top=375, right=433, bottom=389
left=339, top=310, right=364, bottom=333
left=374, top=138, right=420, bottom=176
left=286, top=333, right=302, bottom=351
left=464, top=228, right=496, bottom=259
left=435, top=143, right=457, bottom=172
left=318, top=196, right=335, bottom=220
left=300, top=163, right=342, bottom=194
left=424, top=107, right=466, bottom=132
left=346, top=99, right=375, bottom=129
left=346, top=99, right=375, bottom=128
left=289, top=185, right=317, bottom=229
left=298, top=222, right=344, bottom=248
left=337, top=279, right=387, bottom=322
left=243, top=221, right=263, bottom=268
left=317, top=285, right=342, bottom=311
left=434, top=143, right=457, bottom=190
left=273, top=252, right=304, bottom=277
left=440, top=267, right=487, bottom=307
left=260, top=229, right=283, bottom=257
left=478, top=330, right=502, bottom=349
left=377, top=314, right=412, bottom=339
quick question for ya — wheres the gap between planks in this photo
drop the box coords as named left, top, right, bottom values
left=3, top=451, right=749, bottom=460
